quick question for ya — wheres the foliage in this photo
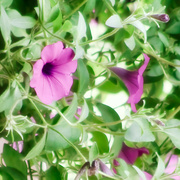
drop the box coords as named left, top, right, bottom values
left=0, top=0, right=180, bottom=179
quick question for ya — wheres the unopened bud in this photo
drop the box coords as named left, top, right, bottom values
left=151, top=14, right=170, bottom=23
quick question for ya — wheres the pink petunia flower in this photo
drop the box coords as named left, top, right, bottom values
left=113, top=143, right=149, bottom=166
left=142, top=152, right=179, bottom=180
left=109, top=53, right=150, bottom=112
left=30, top=41, right=77, bottom=104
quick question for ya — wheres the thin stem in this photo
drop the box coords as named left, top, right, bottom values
left=49, top=125, right=87, bottom=162
left=40, top=23, right=74, bottom=47
left=63, top=0, right=88, bottom=21
left=166, top=106, right=180, bottom=120
left=29, top=96, right=76, bottom=127
left=28, top=160, right=33, bottom=180
left=80, top=28, right=119, bottom=46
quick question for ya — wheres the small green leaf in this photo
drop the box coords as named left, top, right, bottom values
left=61, top=20, right=72, bottom=32
left=153, top=153, right=165, bottom=179
left=105, top=14, right=123, bottom=28
left=164, top=128, right=180, bottom=149
left=125, top=120, right=155, bottom=142
left=96, top=103, right=121, bottom=131
left=47, top=3, right=60, bottom=22
left=53, top=12, right=62, bottom=32
left=3, top=144, right=27, bottom=176
left=91, top=131, right=109, bottom=154
left=83, top=0, right=96, bottom=14
left=78, top=99, right=89, bottom=123
left=0, top=81, right=22, bottom=115
left=23, top=132, right=46, bottom=160
left=132, top=165, right=146, bottom=180
left=0, top=6, right=11, bottom=42
left=77, top=11, right=86, bottom=40
left=89, top=142, right=99, bottom=164
left=128, top=17, right=147, bottom=43
left=77, top=60, right=89, bottom=96
left=124, top=35, right=135, bottom=50
left=60, top=93, right=78, bottom=123
left=158, top=31, right=169, bottom=47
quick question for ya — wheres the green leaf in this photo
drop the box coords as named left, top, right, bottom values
left=77, top=11, right=86, bottom=40
left=83, top=0, right=96, bottom=14
left=0, top=0, right=13, bottom=8
left=132, top=165, right=146, bottom=180
left=61, top=20, right=72, bottom=32
left=89, top=142, right=99, bottom=164
left=10, top=16, right=36, bottom=29
left=158, top=31, right=169, bottom=47
left=124, top=35, right=135, bottom=50
left=3, top=144, right=27, bottom=176
left=96, top=103, right=121, bottom=131
left=45, top=120, right=81, bottom=151
left=60, top=93, right=78, bottom=123
left=153, top=153, right=165, bottom=179
left=166, top=22, right=180, bottom=34
left=45, top=166, right=62, bottom=180
left=23, top=132, right=46, bottom=160
left=125, top=119, right=155, bottom=142
left=91, top=131, right=109, bottom=154
left=78, top=99, right=89, bottom=123
left=47, top=3, right=60, bottom=22
left=53, top=12, right=62, bottom=32
left=0, top=81, right=22, bottom=115
left=0, top=6, right=11, bottom=42
left=105, top=14, right=123, bottom=28
left=164, top=128, right=180, bottom=149
left=128, top=17, right=147, bottom=43
left=0, top=167, right=26, bottom=180
left=77, top=60, right=90, bottom=96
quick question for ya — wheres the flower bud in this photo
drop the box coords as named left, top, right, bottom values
left=151, top=14, right=170, bottom=23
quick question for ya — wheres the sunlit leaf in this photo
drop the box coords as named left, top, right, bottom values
left=105, top=14, right=123, bottom=28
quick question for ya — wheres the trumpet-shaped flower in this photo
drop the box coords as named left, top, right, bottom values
left=30, top=41, right=77, bottom=104
left=113, top=143, right=149, bottom=166
left=109, top=53, right=150, bottom=112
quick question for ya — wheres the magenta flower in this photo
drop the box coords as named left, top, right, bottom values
left=150, top=14, right=170, bottom=23
left=114, top=143, right=149, bottom=166
left=30, top=41, right=77, bottom=104
left=109, top=53, right=150, bottom=112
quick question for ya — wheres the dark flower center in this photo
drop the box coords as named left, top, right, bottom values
left=42, top=63, right=54, bottom=76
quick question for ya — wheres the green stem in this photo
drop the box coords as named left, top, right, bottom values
left=49, top=125, right=87, bottom=162
left=166, top=106, right=180, bottom=120
left=63, top=0, right=88, bottom=21
left=40, top=23, right=74, bottom=47
left=28, top=160, right=33, bottom=180
left=80, top=28, right=119, bottom=46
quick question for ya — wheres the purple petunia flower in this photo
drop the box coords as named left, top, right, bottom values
left=109, top=53, right=150, bottom=112
left=30, top=41, right=77, bottom=104
left=150, top=14, right=170, bottom=23
left=113, top=143, right=149, bottom=166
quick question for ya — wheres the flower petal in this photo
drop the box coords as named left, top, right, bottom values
left=141, top=171, right=153, bottom=180
left=164, top=154, right=178, bottom=174
left=52, top=47, right=75, bottom=65
left=52, top=60, right=77, bottom=74
left=30, top=60, right=44, bottom=88
left=41, top=41, right=64, bottom=63
left=138, top=53, right=150, bottom=75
